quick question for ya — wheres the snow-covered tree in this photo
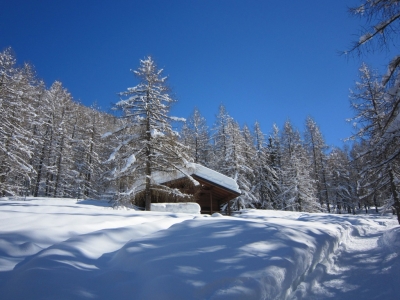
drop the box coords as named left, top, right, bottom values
left=43, top=82, right=76, bottom=197
left=212, top=107, right=257, bottom=210
left=212, top=104, right=230, bottom=172
left=279, top=120, right=319, bottom=212
left=347, top=0, right=400, bottom=223
left=349, top=64, right=400, bottom=222
left=326, top=147, right=358, bottom=214
left=0, top=48, right=40, bottom=196
left=68, top=104, right=113, bottom=198
left=304, top=116, right=331, bottom=212
left=252, top=121, right=279, bottom=209
left=348, top=0, right=400, bottom=84
left=223, top=119, right=257, bottom=210
left=105, top=57, right=193, bottom=210
left=181, top=108, right=210, bottom=167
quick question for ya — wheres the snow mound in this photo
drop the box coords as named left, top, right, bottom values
left=211, top=212, right=223, bottom=217
left=380, top=226, right=400, bottom=252
left=151, top=202, right=201, bottom=214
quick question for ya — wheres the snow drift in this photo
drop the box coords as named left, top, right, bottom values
left=0, top=197, right=398, bottom=299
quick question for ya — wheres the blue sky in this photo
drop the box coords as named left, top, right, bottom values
left=0, top=0, right=393, bottom=147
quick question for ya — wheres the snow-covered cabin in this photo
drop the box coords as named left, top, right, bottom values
left=152, top=163, right=241, bottom=215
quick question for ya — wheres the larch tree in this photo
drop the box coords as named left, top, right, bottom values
left=279, top=120, right=319, bottom=212
left=304, top=116, right=331, bottom=212
left=349, top=64, right=400, bottom=221
left=347, top=0, right=400, bottom=223
left=223, top=119, right=257, bottom=210
left=326, top=147, right=357, bottom=214
left=253, top=121, right=279, bottom=209
left=212, top=104, right=230, bottom=172
left=44, top=81, right=75, bottom=197
left=212, top=107, right=257, bottom=210
left=0, top=49, right=39, bottom=196
left=180, top=108, right=210, bottom=167
left=105, top=57, right=193, bottom=210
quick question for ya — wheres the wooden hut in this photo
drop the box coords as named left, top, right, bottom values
left=153, top=163, right=241, bottom=215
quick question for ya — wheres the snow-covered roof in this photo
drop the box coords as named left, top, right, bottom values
left=152, top=163, right=240, bottom=195
left=190, top=163, right=241, bottom=194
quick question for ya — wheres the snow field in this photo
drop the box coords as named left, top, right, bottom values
left=0, top=198, right=398, bottom=299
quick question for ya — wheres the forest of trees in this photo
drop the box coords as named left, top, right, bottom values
left=0, top=0, right=399, bottom=222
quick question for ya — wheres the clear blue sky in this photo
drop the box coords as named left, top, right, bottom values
left=0, top=0, right=393, bottom=147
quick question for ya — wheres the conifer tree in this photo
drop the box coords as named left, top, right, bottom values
left=212, top=104, right=230, bottom=172
left=348, top=0, right=400, bottom=223
left=106, top=57, right=193, bottom=210
left=253, top=121, right=279, bottom=208
left=326, top=147, right=357, bottom=214
left=0, top=49, right=39, bottom=196
left=279, top=120, right=318, bottom=212
left=349, top=64, right=400, bottom=222
left=181, top=108, right=210, bottom=167
left=304, top=116, right=331, bottom=212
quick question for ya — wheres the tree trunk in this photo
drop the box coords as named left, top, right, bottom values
left=53, top=134, right=65, bottom=197
left=389, top=167, right=400, bottom=225
left=145, top=93, right=152, bottom=211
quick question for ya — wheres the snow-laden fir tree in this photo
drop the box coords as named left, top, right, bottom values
left=105, top=57, right=194, bottom=210
left=180, top=108, right=211, bottom=167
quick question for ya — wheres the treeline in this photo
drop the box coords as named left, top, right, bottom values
left=0, top=48, right=115, bottom=199
left=0, top=47, right=398, bottom=217
left=181, top=105, right=361, bottom=213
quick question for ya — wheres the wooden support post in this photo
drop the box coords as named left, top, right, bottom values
left=210, top=192, right=213, bottom=215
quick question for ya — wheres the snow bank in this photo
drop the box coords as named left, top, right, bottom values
left=151, top=202, right=200, bottom=214
left=380, top=226, right=400, bottom=252
left=0, top=198, right=398, bottom=299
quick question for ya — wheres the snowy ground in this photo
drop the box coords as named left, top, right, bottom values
left=0, top=197, right=398, bottom=300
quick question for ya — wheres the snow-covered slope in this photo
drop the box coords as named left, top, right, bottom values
left=0, top=197, right=398, bottom=299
